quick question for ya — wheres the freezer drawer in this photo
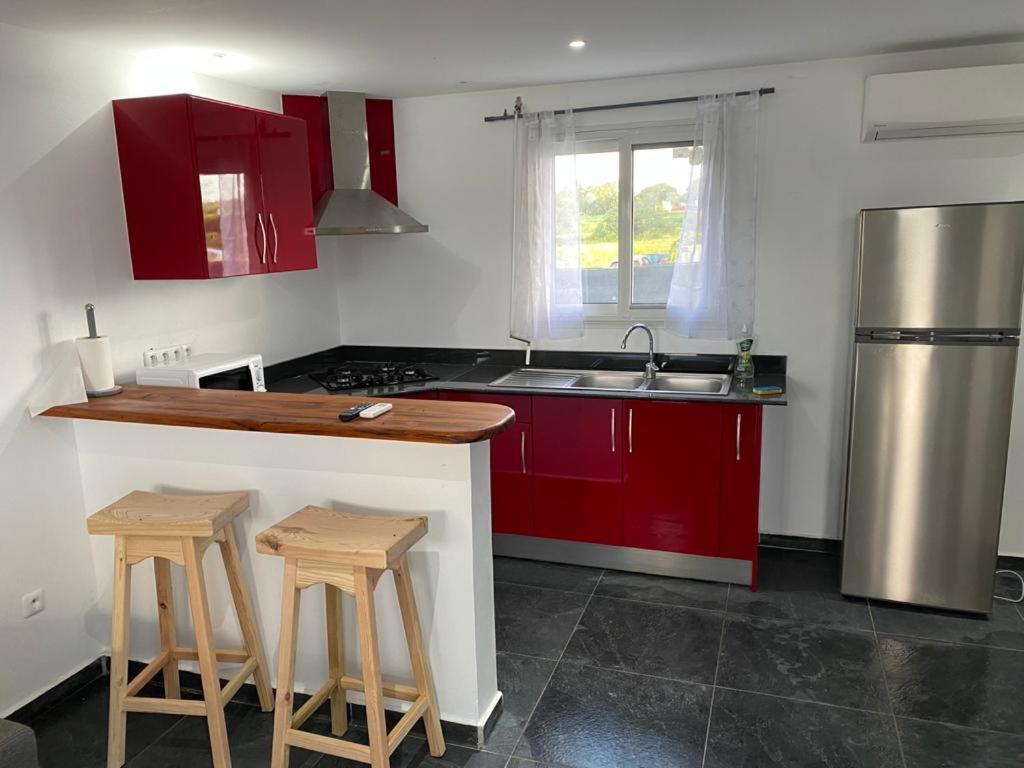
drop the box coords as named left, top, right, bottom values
left=841, top=341, right=1017, bottom=612
left=857, top=203, right=1024, bottom=331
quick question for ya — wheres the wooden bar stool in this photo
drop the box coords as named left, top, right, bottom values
left=87, top=491, right=273, bottom=768
left=256, top=505, right=445, bottom=768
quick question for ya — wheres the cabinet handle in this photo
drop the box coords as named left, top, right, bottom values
left=628, top=408, right=633, bottom=454
left=520, top=431, right=526, bottom=474
left=256, top=212, right=268, bottom=265
left=610, top=408, right=616, bottom=453
left=269, top=213, right=279, bottom=264
left=736, top=413, right=742, bottom=461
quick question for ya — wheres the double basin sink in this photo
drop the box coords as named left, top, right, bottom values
left=489, top=368, right=733, bottom=396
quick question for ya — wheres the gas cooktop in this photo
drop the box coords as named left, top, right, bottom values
left=308, top=362, right=437, bottom=393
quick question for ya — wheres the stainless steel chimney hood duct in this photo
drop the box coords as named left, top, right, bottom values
left=313, top=91, right=428, bottom=235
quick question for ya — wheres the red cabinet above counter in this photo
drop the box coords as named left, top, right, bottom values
left=113, top=94, right=317, bottom=279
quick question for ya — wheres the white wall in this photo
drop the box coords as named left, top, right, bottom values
left=0, top=22, right=342, bottom=715
left=324, top=42, right=1024, bottom=554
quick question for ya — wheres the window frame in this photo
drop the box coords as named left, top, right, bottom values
left=571, top=120, right=697, bottom=324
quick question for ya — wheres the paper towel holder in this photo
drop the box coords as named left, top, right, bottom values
left=80, top=303, right=122, bottom=398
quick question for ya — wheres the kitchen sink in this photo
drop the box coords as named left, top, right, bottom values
left=489, top=368, right=732, bottom=396
left=569, top=372, right=648, bottom=390
left=645, top=373, right=732, bottom=394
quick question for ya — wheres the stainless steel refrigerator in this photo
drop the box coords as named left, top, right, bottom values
left=841, top=202, right=1024, bottom=614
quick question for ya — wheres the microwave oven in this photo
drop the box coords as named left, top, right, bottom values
left=136, top=352, right=266, bottom=392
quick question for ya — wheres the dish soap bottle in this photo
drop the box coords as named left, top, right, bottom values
left=736, top=336, right=755, bottom=381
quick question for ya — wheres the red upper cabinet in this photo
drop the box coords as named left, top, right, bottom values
left=364, top=98, right=398, bottom=206
left=256, top=113, right=318, bottom=272
left=280, top=94, right=333, bottom=208
left=718, top=404, right=763, bottom=563
left=190, top=97, right=264, bottom=277
left=113, top=94, right=317, bottom=279
left=623, top=401, right=722, bottom=556
left=532, top=395, right=623, bottom=546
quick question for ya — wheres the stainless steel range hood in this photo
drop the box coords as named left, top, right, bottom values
left=313, top=91, right=427, bottom=235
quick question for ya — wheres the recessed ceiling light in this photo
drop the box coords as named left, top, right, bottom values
left=569, top=39, right=586, bottom=49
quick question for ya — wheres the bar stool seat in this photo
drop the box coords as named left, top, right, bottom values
left=88, top=490, right=251, bottom=537
left=88, top=491, right=273, bottom=768
left=257, top=505, right=445, bottom=768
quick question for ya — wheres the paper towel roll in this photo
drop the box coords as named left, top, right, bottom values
left=76, top=336, right=116, bottom=394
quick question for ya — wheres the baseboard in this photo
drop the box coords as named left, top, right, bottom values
left=134, top=660, right=502, bottom=745
left=759, top=534, right=841, bottom=554
left=7, top=657, right=107, bottom=723
left=346, top=689, right=503, bottom=748
left=998, top=555, right=1024, bottom=571
left=758, top=535, right=1024, bottom=570
left=494, top=534, right=753, bottom=585
left=12, top=656, right=499, bottom=745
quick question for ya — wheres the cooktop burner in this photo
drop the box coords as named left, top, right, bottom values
left=308, top=362, right=437, bottom=393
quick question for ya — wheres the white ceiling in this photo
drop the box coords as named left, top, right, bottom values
left=3, top=0, right=1023, bottom=97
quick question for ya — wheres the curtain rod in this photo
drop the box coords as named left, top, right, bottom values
left=483, top=87, right=774, bottom=123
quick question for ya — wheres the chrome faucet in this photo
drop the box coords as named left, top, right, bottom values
left=620, top=323, right=659, bottom=380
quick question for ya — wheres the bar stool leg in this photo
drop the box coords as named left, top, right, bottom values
left=107, top=536, right=132, bottom=768
left=393, top=555, right=446, bottom=757
left=219, top=525, right=274, bottom=712
left=271, top=560, right=301, bottom=768
left=354, top=567, right=389, bottom=768
left=153, top=557, right=181, bottom=699
left=183, top=538, right=233, bottom=768
left=325, top=584, right=348, bottom=736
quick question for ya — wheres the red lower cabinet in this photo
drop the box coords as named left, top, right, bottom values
left=432, top=389, right=763, bottom=581
left=441, top=391, right=533, bottom=535
left=489, top=423, right=534, bottom=535
left=531, top=396, right=623, bottom=545
left=718, top=404, right=763, bottom=563
left=623, top=401, right=723, bottom=555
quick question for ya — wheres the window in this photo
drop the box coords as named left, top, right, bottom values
left=556, top=124, right=697, bottom=319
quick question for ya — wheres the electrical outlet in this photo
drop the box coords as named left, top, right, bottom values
left=22, top=588, right=45, bottom=618
left=143, top=344, right=188, bottom=367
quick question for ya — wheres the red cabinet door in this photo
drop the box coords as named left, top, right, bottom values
left=256, top=112, right=318, bottom=272
left=441, top=392, right=532, bottom=534
left=719, top=405, right=762, bottom=563
left=113, top=95, right=207, bottom=279
left=190, top=97, right=266, bottom=277
left=490, top=423, right=534, bottom=535
left=532, top=396, right=623, bottom=545
left=623, top=401, right=722, bottom=556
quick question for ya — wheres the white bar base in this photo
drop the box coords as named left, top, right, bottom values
left=71, top=419, right=498, bottom=728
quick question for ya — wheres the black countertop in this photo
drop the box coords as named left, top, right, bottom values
left=265, top=345, right=788, bottom=406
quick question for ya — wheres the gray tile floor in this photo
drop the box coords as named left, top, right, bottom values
left=16, top=548, right=1024, bottom=767
left=487, top=549, right=1024, bottom=768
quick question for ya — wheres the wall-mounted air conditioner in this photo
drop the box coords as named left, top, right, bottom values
left=862, top=63, right=1024, bottom=142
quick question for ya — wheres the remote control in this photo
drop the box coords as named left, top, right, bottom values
left=339, top=403, right=375, bottom=422
left=359, top=403, right=393, bottom=419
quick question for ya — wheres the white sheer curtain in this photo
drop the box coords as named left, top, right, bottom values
left=666, top=92, right=760, bottom=339
left=509, top=110, right=584, bottom=343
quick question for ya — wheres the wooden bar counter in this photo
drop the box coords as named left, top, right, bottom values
left=44, top=385, right=512, bottom=740
left=44, top=385, right=514, bottom=444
